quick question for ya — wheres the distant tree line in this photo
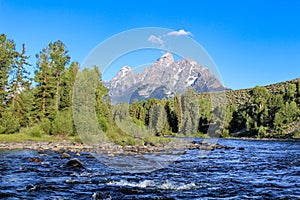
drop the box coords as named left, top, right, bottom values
left=0, top=33, right=299, bottom=141
left=125, top=79, right=300, bottom=138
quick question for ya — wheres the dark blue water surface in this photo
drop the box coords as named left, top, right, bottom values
left=1, top=139, right=300, bottom=199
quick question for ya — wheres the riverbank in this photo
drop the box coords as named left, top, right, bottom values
left=2, top=133, right=300, bottom=155
left=0, top=138, right=235, bottom=155
left=223, top=136, right=300, bottom=142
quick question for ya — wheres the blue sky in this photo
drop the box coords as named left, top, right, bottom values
left=0, top=0, right=299, bottom=89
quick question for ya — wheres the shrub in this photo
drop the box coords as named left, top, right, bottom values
left=0, top=110, right=21, bottom=134
left=98, top=117, right=108, bottom=132
left=222, top=129, right=230, bottom=138
left=258, top=126, right=267, bottom=138
left=51, top=110, right=75, bottom=136
left=39, top=118, right=51, bottom=135
left=23, top=126, right=44, bottom=137
left=292, top=130, right=300, bottom=138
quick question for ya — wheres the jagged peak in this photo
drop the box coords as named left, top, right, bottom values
left=156, top=51, right=174, bottom=63
left=113, top=65, right=132, bottom=79
left=120, top=65, right=132, bottom=71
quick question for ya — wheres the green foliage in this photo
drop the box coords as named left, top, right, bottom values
left=118, top=117, right=152, bottom=138
left=51, top=109, right=75, bottom=136
left=98, top=117, right=108, bottom=132
left=0, top=109, right=21, bottom=134
left=149, top=103, right=168, bottom=136
left=112, top=79, right=300, bottom=139
left=180, top=89, right=199, bottom=134
left=39, top=118, right=52, bottom=135
left=274, top=101, right=299, bottom=137
left=131, top=117, right=145, bottom=127
left=26, top=126, right=44, bottom=138
left=34, top=46, right=56, bottom=119
left=59, top=61, right=79, bottom=110
left=257, top=126, right=267, bottom=138
left=143, top=136, right=172, bottom=146
left=287, top=83, right=297, bottom=100
left=293, top=130, right=300, bottom=138
left=9, top=44, right=31, bottom=109
left=222, top=129, right=230, bottom=138
left=0, top=34, right=17, bottom=106
left=198, top=98, right=212, bottom=134
left=211, top=106, right=226, bottom=136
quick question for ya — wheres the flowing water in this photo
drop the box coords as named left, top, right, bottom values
left=0, top=139, right=300, bottom=199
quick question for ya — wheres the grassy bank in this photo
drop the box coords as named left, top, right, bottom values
left=0, top=131, right=172, bottom=146
left=0, top=132, right=81, bottom=143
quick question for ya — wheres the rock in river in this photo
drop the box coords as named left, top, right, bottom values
left=61, top=152, right=71, bottom=159
left=67, top=158, right=84, bottom=169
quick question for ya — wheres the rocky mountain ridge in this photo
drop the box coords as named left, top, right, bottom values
left=105, top=52, right=228, bottom=103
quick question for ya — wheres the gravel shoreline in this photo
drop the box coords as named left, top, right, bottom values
left=0, top=139, right=234, bottom=155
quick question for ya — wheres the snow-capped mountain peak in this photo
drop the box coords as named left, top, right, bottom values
left=105, top=53, right=228, bottom=103
left=113, top=66, right=132, bottom=79
left=156, top=51, right=174, bottom=64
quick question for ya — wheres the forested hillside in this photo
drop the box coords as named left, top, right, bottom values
left=0, top=34, right=299, bottom=143
left=126, top=79, right=300, bottom=138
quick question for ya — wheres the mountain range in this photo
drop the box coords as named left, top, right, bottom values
left=104, top=52, right=228, bottom=103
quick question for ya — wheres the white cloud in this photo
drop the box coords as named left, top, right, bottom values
left=147, top=35, right=164, bottom=46
left=167, top=29, right=192, bottom=36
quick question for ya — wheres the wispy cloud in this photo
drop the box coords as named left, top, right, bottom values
left=147, top=35, right=164, bottom=47
left=147, top=29, right=192, bottom=47
left=167, top=29, right=192, bottom=36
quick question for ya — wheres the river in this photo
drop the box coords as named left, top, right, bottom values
left=0, top=139, right=300, bottom=199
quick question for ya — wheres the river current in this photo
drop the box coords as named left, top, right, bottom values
left=1, top=139, right=300, bottom=199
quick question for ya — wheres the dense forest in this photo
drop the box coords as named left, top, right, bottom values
left=0, top=34, right=299, bottom=145
left=126, top=80, right=300, bottom=139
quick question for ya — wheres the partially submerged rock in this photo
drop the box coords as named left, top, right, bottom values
left=29, top=157, right=41, bottom=163
left=188, top=141, right=235, bottom=151
left=61, top=152, right=71, bottom=159
left=67, top=158, right=84, bottom=169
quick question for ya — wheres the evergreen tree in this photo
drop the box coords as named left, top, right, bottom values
left=143, top=98, right=160, bottom=126
left=180, top=89, right=199, bottom=134
left=137, top=103, right=146, bottom=124
left=73, top=67, right=105, bottom=142
left=0, top=34, right=17, bottom=108
left=59, top=61, right=79, bottom=110
left=165, top=99, right=174, bottom=132
left=198, top=98, right=212, bottom=133
left=113, top=103, right=130, bottom=122
left=34, top=47, right=56, bottom=120
left=287, top=83, right=297, bottom=101
left=49, top=40, right=70, bottom=111
left=274, top=101, right=299, bottom=137
left=268, top=94, right=284, bottom=124
left=222, top=105, right=236, bottom=137
left=148, top=103, right=167, bottom=136
left=181, top=112, right=193, bottom=134
left=129, top=99, right=139, bottom=119
left=9, top=44, right=31, bottom=109
left=172, top=94, right=182, bottom=133
left=245, top=86, right=271, bottom=135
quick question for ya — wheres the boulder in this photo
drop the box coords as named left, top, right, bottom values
left=61, top=152, right=71, bottom=159
left=67, top=158, right=84, bottom=169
